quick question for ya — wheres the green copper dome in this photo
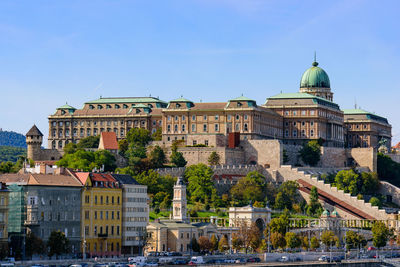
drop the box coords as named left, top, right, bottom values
left=300, top=61, right=330, bottom=88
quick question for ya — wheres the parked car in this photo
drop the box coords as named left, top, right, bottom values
left=189, top=256, right=205, bottom=265
left=318, top=255, right=328, bottom=261
left=278, top=256, right=289, bottom=262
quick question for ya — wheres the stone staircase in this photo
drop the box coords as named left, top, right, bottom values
left=275, top=165, right=389, bottom=220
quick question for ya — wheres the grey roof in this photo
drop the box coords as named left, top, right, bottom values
left=111, top=174, right=140, bottom=185
left=26, top=125, right=43, bottom=137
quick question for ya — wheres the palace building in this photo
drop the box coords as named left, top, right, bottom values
left=44, top=59, right=391, bottom=156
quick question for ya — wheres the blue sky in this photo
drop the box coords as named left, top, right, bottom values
left=0, top=0, right=399, bottom=146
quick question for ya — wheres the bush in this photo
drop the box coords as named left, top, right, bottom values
left=369, top=197, right=381, bottom=208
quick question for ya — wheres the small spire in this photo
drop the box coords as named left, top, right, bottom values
left=312, top=51, right=318, bottom=66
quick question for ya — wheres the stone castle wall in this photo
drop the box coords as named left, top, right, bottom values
left=167, top=147, right=244, bottom=166
left=388, top=154, right=400, bottom=164
left=347, top=147, right=376, bottom=172
left=241, top=140, right=282, bottom=169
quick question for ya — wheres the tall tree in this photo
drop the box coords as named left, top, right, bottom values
left=210, top=234, right=219, bottom=253
left=285, top=232, right=301, bottom=250
left=321, top=231, right=338, bottom=251
left=371, top=221, right=389, bottom=249
left=299, top=140, right=321, bottom=166
left=270, top=232, right=286, bottom=250
left=149, top=145, right=166, bottom=168
left=310, top=236, right=320, bottom=250
left=198, top=236, right=213, bottom=252
left=208, top=152, right=220, bottom=165
left=191, top=237, right=200, bottom=253
left=230, top=171, right=272, bottom=206
left=26, top=232, right=46, bottom=258
left=47, top=231, right=69, bottom=258
left=185, top=164, right=216, bottom=203
left=274, top=181, right=299, bottom=210
left=218, top=235, right=229, bottom=252
left=306, top=186, right=323, bottom=217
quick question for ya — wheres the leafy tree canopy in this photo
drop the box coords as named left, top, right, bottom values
left=208, top=151, right=220, bottom=166
left=56, top=149, right=116, bottom=171
left=371, top=221, right=389, bottom=248
left=299, top=140, right=321, bottom=166
left=47, top=231, right=69, bottom=258
left=185, top=164, right=216, bottom=203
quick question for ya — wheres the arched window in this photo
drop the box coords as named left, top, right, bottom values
left=58, top=141, right=63, bottom=149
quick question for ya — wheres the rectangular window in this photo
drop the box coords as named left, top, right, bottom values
left=182, top=124, right=185, bottom=132
left=203, top=115, right=207, bottom=121
left=215, top=124, right=219, bottom=132
left=205, top=140, right=209, bottom=146
left=293, top=130, right=297, bottom=137
left=193, top=140, right=197, bottom=146
left=301, top=110, right=306, bottom=115
left=191, top=124, right=196, bottom=132
left=203, top=124, right=207, bottom=132
left=85, top=211, right=90, bottom=219
left=182, top=115, right=185, bottom=121
left=310, top=110, right=315, bottom=115
left=215, top=115, right=219, bottom=120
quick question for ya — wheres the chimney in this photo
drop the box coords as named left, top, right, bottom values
left=40, top=163, right=47, bottom=174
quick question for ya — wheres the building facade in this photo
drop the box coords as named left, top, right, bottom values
left=111, top=174, right=148, bottom=255
left=0, top=182, right=8, bottom=252
left=45, top=60, right=391, bottom=153
left=344, top=109, right=392, bottom=148
left=48, top=97, right=167, bottom=149
left=74, top=172, right=122, bottom=257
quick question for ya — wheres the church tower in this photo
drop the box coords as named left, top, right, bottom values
left=26, top=125, right=43, bottom=161
left=172, top=176, right=188, bottom=222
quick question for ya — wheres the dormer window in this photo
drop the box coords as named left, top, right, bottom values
left=61, top=110, right=66, bottom=115
left=131, top=104, right=136, bottom=107
left=237, top=102, right=242, bottom=107
left=123, top=104, right=128, bottom=109
left=176, top=103, right=181, bottom=108
left=89, top=105, right=94, bottom=110
left=97, top=105, right=103, bottom=109
left=106, top=104, right=112, bottom=109
left=136, top=109, right=140, bottom=113
left=148, top=104, right=153, bottom=108
left=115, top=104, right=120, bottom=109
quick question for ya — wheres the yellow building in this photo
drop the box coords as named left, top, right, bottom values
left=0, top=182, right=8, bottom=253
left=73, top=172, right=122, bottom=258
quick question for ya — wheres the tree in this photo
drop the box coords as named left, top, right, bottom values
left=198, top=236, right=213, bottom=252
left=310, top=236, right=320, bottom=250
left=371, top=221, right=389, bottom=249
left=321, top=231, right=338, bottom=250
left=77, top=135, right=100, bottom=149
left=126, top=128, right=152, bottom=146
left=151, top=128, right=162, bottom=141
left=47, top=230, right=69, bottom=258
left=26, top=232, right=46, bottom=258
left=118, top=139, right=129, bottom=154
left=63, top=143, right=77, bottom=154
left=185, top=164, right=216, bottom=203
left=377, top=153, right=400, bottom=187
left=345, top=231, right=367, bottom=250
left=270, top=232, right=286, bottom=250
left=231, top=171, right=272, bottom=206
left=306, top=186, right=323, bottom=217
left=210, top=234, right=219, bottom=253
left=233, top=221, right=261, bottom=253
left=285, top=232, right=301, bottom=250
left=170, top=150, right=187, bottom=167
left=274, top=181, right=299, bottom=210
left=149, top=145, right=166, bottom=168
left=299, top=140, right=321, bottom=166
left=134, top=170, right=175, bottom=205
left=208, top=152, right=220, bottom=165
left=361, top=172, right=380, bottom=195
left=191, top=237, right=200, bottom=253
left=301, top=236, right=310, bottom=251
left=232, top=233, right=243, bottom=252
left=218, top=235, right=229, bottom=252
left=369, top=197, right=381, bottom=208
left=334, top=169, right=361, bottom=196
left=268, top=212, right=289, bottom=235
left=56, top=149, right=116, bottom=171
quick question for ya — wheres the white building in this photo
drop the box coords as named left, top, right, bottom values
left=229, top=205, right=271, bottom=231
left=112, top=174, right=149, bottom=255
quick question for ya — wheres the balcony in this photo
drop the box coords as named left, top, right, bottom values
left=98, top=233, right=108, bottom=238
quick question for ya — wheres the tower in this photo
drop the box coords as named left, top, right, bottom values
left=26, top=125, right=43, bottom=161
left=172, top=176, right=188, bottom=222
left=300, top=57, right=333, bottom=101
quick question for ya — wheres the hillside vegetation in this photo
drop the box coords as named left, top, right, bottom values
left=0, top=146, right=27, bottom=163
left=0, top=130, right=26, bottom=148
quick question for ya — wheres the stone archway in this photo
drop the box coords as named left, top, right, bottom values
left=255, top=218, right=265, bottom=232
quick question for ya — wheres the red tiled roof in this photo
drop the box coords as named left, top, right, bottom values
left=393, top=142, right=400, bottom=149
left=99, top=132, right=119, bottom=150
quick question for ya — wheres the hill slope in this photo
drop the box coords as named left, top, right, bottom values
left=0, top=130, right=26, bottom=148
left=0, top=146, right=26, bottom=162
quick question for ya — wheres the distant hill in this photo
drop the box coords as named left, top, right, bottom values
left=0, top=146, right=26, bottom=162
left=0, top=130, right=26, bottom=148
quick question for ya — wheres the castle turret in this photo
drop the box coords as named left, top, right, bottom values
left=26, top=125, right=43, bottom=161
left=173, top=176, right=188, bottom=222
